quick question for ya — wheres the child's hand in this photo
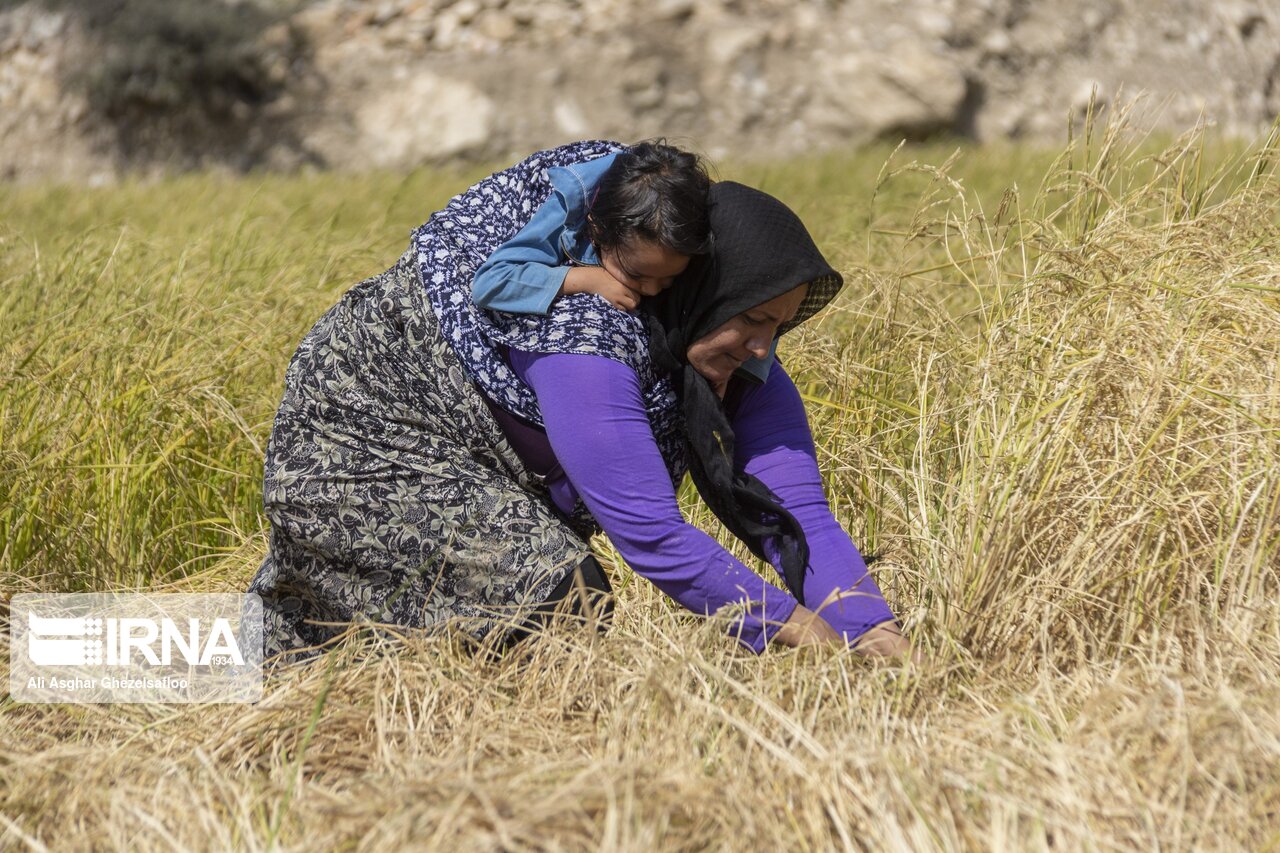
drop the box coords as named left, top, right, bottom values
left=562, top=266, right=643, bottom=311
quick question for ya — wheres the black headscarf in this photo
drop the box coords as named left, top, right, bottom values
left=643, top=181, right=844, bottom=601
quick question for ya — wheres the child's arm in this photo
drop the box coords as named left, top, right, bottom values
left=563, top=267, right=643, bottom=311
left=472, top=192, right=575, bottom=315
left=473, top=192, right=643, bottom=314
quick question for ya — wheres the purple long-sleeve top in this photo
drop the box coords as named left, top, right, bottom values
left=492, top=349, right=896, bottom=653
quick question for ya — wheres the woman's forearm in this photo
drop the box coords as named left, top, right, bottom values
left=730, top=360, right=899, bottom=644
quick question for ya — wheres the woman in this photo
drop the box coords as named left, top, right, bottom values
left=247, top=140, right=908, bottom=665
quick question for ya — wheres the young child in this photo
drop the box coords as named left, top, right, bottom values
left=472, top=140, right=711, bottom=314
left=472, top=139, right=778, bottom=382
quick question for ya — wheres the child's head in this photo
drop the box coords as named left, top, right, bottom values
left=587, top=140, right=712, bottom=296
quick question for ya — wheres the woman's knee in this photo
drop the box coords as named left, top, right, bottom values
left=509, top=555, right=615, bottom=646
left=546, top=554, right=615, bottom=626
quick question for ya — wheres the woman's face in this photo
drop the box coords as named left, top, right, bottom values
left=686, top=284, right=809, bottom=393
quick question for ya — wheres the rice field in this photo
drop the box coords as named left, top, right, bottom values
left=2, top=118, right=1279, bottom=850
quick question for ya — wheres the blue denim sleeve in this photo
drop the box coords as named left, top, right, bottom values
left=472, top=191, right=573, bottom=314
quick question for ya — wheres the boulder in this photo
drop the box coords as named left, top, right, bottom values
left=306, top=71, right=497, bottom=168
left=817, top=42, right=969, bottom=140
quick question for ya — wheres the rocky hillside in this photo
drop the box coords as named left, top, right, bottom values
left=2, top=0, right=1278, bottom=181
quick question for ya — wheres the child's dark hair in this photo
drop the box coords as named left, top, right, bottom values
left=587, top=140, right=712, bottom=256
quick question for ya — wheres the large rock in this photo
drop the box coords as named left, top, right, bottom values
left=304, top=70, right=496, bottom=168
left=0, top=3, right=111, bottom=182
left=816, top=42, right=970, bottom=140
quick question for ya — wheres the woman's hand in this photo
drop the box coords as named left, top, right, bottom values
left=776, top=607, right=917, bottom=662
left=562, top=266, right=642, bottom=311
left=851, top=621, right=917, bottom=661
left=773, top=603, right=843, bottom=648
